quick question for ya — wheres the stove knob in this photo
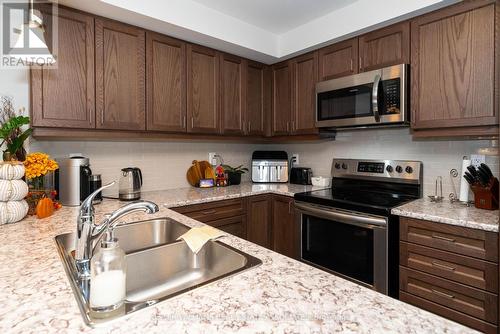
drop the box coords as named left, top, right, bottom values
left=335, top=163, right=341, bottom=169
left=341, top=163, right=348, bottom=170
left=395, top=165, right=403, bottom=173
left=386, top=165, right=394, bottom=173
left=405, top=166, right=413, bottom=174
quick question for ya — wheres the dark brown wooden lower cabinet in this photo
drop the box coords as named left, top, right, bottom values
left=246, top=195, right=272, bottom=248
left=271, top=196, right=296, bottom=258
left=399, top=217, right=499, bottom=333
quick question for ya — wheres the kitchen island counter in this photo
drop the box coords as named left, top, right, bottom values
left=0, top=186, right=475, bottom=333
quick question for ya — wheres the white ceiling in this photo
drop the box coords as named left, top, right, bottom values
left=190, top=0, right=357, bottom=34
left=57, top=0, right=460, bottom=64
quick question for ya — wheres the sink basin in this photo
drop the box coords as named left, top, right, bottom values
left=113, top=218, right=189, bottom=253
left=54, top=217, right=261, bottom=326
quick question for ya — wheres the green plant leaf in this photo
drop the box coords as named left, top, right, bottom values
left=6, top=127, right=32, bottom=155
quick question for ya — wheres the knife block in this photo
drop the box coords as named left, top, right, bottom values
left=471, top=177, right=499, bottom=210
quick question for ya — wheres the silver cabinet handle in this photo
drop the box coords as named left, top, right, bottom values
left=372, top=73, right=381, bottom=123
left=191, top=117, right=194, bottom=129
left=431, top=289, right=455, bottom=299
left=182, top=116, right=186, bottom=129
left=431, top=261, right=456, bottom=272
left=350, top=59, right=353, bottom=72
left=431, top=234, right=455, bottom=243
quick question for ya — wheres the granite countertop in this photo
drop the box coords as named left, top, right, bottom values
left=392, top=198, right=499, bottom=232
left=0, top=183, right=474, bottom=333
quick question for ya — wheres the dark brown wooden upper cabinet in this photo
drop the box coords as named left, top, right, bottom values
left=272, top=61, right=292, bottom=136
left=318, top=38, right=358, bottom=81
left=358, top=21, right=410, bottom=72
left=31, top=7, right=95, bottom=129
left=411, top=0, right=498, bottom=134
left=291, top=52, right=319, bottom=135
left=187, top=44, right=220, bottom=134
left=220, top=53, right=246, bottom=135
left=146, top=32, right=186, bottom=132
left=95, top=19, right=146, bottom=130
left=246, top=61, right=267, bottom=136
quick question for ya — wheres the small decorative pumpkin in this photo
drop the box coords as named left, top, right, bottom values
left=36, top=197, right=55, bottom=219
left=0, top=179, right=29, bottom=201
left=0, top=200, right=29, bottom=225
left=0, top=161, right=25, bottom=180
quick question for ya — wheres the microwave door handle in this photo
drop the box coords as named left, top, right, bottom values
left=372, top=73, right=381, bottom=123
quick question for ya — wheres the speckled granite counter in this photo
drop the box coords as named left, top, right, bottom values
left=138, top=182, right=325, bottom=208
left=392, top=198, right=499, bottom=232
left=0, top=184, right=475, bottom=333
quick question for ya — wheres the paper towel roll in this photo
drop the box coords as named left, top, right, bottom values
left=459, top=158, right=471, bottom=202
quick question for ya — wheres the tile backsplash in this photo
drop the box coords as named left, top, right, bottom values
left=31, top=140, right=267, bottom=196
left=267, top=128, right=498, bottom=197
left=31, top=128, right=498, bottom=197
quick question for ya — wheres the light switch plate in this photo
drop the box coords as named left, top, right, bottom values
left=292, top=153, right=299, bottom=165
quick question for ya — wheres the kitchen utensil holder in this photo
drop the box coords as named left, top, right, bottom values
left=471, top=177, right=499, bottom=210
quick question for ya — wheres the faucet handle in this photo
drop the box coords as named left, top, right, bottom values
left=80, top=181, right=115, bottom=216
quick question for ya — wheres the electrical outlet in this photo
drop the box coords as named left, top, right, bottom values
left=470, top=154, right=485, bottom=168
left=208, top=152, right=217, bottom=166
left=292, top=153, right=299, bottom=165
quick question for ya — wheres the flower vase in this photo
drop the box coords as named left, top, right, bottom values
left=27, top=172, right=56, bottom=215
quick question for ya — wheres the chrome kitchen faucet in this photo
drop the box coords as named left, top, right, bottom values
left=75, top=181, right=159, bottom=279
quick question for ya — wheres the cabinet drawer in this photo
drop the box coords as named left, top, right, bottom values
left=172, top=199, right=245, bottom=222
left=400, top=267, right=498, bottom=324
left=400, top=291, right=498, bottom=334
left=400, top=242, right=498, bottom=293
left=206, top=215, right=247, bottom=239
left=400, top=218, right=498, bottom=262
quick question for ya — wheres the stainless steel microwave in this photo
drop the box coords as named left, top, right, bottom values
left=315, top=64, right=409, bottom=129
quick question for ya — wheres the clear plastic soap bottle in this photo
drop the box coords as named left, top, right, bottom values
left=90, top=230, right=126, bottom=313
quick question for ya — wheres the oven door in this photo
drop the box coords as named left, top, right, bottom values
left=315, top=64, right=407, bottom=128
left=295, top=201, right=388, bottom=294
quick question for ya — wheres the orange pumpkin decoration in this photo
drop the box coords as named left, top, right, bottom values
left=36, top=197, right=54, bottom=219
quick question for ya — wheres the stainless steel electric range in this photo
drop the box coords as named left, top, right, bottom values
left=294, top=159, right=423, bottom=298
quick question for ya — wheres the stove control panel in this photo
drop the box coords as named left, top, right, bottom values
left=332, top=159, right=422, bottom=184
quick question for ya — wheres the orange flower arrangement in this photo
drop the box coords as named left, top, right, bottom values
left=24, top=152, right=58, bottom=179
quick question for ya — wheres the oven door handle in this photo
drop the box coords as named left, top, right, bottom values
left=372, top=73, right=381, bottom=123
left=294, top=202, right=387, bottom=228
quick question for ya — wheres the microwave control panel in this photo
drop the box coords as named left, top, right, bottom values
left=381, top=78, right=400, bottom=114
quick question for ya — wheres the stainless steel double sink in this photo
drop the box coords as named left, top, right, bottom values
left=55, top=218, right=261, bottom=326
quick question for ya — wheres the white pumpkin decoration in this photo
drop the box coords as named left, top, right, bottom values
left=0, top=179, right=29, bottom=201
left=0, top=162, right=25, bottom=180
left=0, top=200, right=29, bottom=225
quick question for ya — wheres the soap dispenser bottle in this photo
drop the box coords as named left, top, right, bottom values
left=89, top=229, right=126, bottom=313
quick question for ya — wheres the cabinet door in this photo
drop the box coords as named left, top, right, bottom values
left=246, top=61, right=267, bottom=136
left=187, top=44, right=220, bottom=134
left=220, top=53, right=245, bottom=135
left=411, top=1, right=497, bottom=130
left=292, top=52, right=319, bottom=135
left=96, top=19, right=145, bottom=130
left=31, top=7, right=95, bottom=128
left=272, top=196, right=296, bottom=258
left=246, top=195, right=272, bottom=248
left=146, top=32, right=186, bottom=132
left=359, top=22, right=410, bottom=72
left=318, top=38, right=358, bottom=81
left=272, top=61, right=292, bottom=136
